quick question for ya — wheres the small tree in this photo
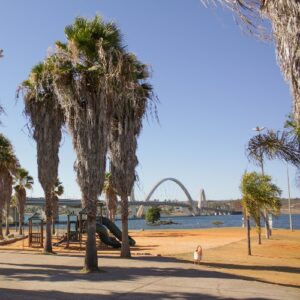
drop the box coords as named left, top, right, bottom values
left=247, top=128, right=299, bottom=238
left=240, top=172, right=281, bottom=253
left=146, top=207, right=161, bottom=224
left=14, top=167, right=34, bottom=235
left=52, top=179, right=64, bottom=235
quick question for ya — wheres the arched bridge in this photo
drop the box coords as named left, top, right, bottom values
left=144, top=177, right=197, bottom=215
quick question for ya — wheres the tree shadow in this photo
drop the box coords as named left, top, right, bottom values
left=0, top=288, right=271, bottom=300
left=0, top=257, right=299, bottom=289
left=200, top=262, right=300, bottom=274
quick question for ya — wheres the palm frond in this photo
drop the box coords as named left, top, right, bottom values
left=247, top=130, right=300, bottom=168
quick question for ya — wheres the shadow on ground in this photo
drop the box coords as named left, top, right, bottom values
left=0, top=288, right=272, bottom=300
left=0, top=255, right=299, bottom=289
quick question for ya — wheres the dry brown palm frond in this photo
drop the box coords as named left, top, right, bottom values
left=201, top=0, right=269, bottom=39
left=19, top=60, right=65, bottom=252
left=202, top=1, right=300, bottom=124
left=261, top=1, right=300, bottom=124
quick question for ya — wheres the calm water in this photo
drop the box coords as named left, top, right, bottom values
left=117, top=214, right=300, bottom=230
left=25, top=214, right=300, bottom=230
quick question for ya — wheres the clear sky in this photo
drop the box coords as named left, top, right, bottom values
left=0, top=0, right=298, bottom=202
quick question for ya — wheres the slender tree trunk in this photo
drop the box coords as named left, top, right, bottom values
left=44, top=190, right=53, bottom=253
left=265, top=212, right=270, bottom=239
left=52, top=219, right=55, bottom=235
left=257, top=226, right=261, bottom=245
left=18, top=211, right=23, bottom=235
left=52, top=195, right=59, bottom=235
left=84, top=213, right=98, bottom=272
left=0, top=209, right=3, bottom=238
left=120, top=194, right=131, bottom=258
left=257, top=215, right=261, bottom=245
left=246, top=216, right=251, bottom=256
left=5, top=200, right=10, bottom=236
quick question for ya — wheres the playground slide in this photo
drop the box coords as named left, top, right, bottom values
left=96, top=223, right=121, bottom=248
left=100, top=217, right=136, bottom=246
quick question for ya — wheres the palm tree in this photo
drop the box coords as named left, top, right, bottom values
left=103, top=172, right=118, bottom=223
left=52, top=16, right=124, bottom=272
left=52, top=179, right=64, bottom=234
left=109, top=54, right=155, bottom=258
left=247, top=130, right=300, bottom=169
left=0, top=134, right=19, bottom=238
left=14, top=167, right=34, bottom=235
left=241, top=172, right=281, bottom=250
left=4, top=175, right=13, bottom=236
left=247, top=129, right=300, bottom=238
left=20, top=62, right=64, bottom=253
left=205, top=1, right=300, bottom=124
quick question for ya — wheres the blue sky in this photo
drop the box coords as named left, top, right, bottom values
left=0, top=0, right=297, bottom=201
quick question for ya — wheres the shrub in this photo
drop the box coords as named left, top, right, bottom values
left=146, top=207, right=161, bottom=224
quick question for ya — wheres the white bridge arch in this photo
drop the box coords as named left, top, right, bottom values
left=144, top=177, right=196, bottom=214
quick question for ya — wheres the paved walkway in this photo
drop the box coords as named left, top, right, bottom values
left=0, top=251, right=299, bottom=299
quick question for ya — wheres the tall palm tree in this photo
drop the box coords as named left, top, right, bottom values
left=14, top=167, right=34, bottom=235
left=205, top=1, right=300, bottom=124
left=0, top=134, right=19, bottom=238
left=52, top=16, right=124, bottom=272
left=247, top=129, right=300, bottom=238
left=103, top=172, right=118, bottom=222
left=20, top=62, right=64, bottom=253
left=109, top=54, right=155, bottom=258
left=52, top=178, right=64, bottom=234
left=241, top=172, right=281, bottom=249
left=4, top=174, right=13, bottom=236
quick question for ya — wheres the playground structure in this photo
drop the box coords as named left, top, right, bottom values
left=28, top=212, right=44, bottom=248
left=53, top=203, right=135, bottom=249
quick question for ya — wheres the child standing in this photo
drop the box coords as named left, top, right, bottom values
left=193, top=245, right=202, bottom=264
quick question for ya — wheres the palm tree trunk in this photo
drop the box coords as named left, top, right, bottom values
left=120, top=194, right=131, bottom=258
left=84, top=213, right=98, bottom=272
left=265, top=212, right=270, bottom=239
left=246, top=216, right=251, bottom=256
left=257, top=215, right=261, bottom=245
left=257, top=225, right=261, bottom=245
left=52, top=219, right=56, bottom=235
left=52, top=195, right=59, bottom=235
left=44, top=190, right=53, bottom=253
left=0, top=208, right=3, bottom=238
left=18, top=211, right=23, bottom=235
left=5, top=200, right=10, bottom=236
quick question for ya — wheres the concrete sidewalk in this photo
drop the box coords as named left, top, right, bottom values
left=0, top=250, right=299, bottom=299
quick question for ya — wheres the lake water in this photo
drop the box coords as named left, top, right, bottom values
left=25, top=214, right=300, bottom=230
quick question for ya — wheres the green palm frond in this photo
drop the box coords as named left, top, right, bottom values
left=0, top=133, right=19, bottom=173
left=64, top=15, right=122, bottom=61
left=247, top=130, right=300, bottom=168
left=14, top=167, right=34, bottom=191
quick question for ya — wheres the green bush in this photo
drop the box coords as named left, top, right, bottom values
left=146, top=207, right=161, bottom=224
